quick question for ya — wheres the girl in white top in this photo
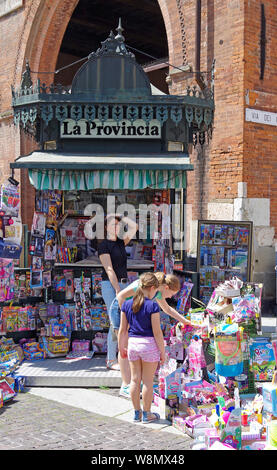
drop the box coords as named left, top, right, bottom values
left=111, top=272, right=198, bottom=398
left=118, top=272, right=196, bottom=328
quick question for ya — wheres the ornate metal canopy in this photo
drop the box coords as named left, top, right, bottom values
left=11, top=21, right=214, bottom=148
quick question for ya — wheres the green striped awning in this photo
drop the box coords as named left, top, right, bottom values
left=11, top=151, right=193, bottom=190
left=28, top=168, right=187, bottom=190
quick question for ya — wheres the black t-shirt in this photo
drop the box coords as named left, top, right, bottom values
left=98, top=238, right=128, bottom=281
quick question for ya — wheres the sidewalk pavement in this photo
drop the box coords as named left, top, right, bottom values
left=28, top=386, right=183, bottom=434
left=0, top=387, right=192, bottom=451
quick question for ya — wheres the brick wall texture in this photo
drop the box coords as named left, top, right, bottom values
left=0, top=0, right=277, bottom=232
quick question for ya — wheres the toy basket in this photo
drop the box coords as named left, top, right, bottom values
left=47, top=337, right=69, bottom=354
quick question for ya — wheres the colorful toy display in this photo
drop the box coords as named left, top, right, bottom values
left=147, top=272, right=277, bottom=451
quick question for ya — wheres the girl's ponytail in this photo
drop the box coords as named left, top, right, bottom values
left=132, top=272, right=159, bottom=313
left=132, top=287, right=145, bottom=314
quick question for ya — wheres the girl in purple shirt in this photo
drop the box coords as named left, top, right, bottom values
left=118, top=272, right=165, bottom=423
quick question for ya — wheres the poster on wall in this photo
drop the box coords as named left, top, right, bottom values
left=197, top=220, right=253, bottom=304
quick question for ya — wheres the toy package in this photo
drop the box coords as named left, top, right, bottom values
left=220, top=407, right=242, bottom=450
left=23, top=342, right=45, bottom=361
left=186, top=338, right=206, bottom=379
left=0, top=258, right=15, bottom=301
left=53, top=273, right=66, bottom=292
left=92, top=332, right=107, bottom=353
left=0, top=181, right=20, bottom=217
left=74, top=275, right=93, bottom=331
left=46, top=337, right=69, bottom=355
left=64, top=269, right=74, bottom=300
left=72, top=339, right=90, bottom=353
left=48, top=318, right=68, bottom=337
left=215, top=324, right=244, bottom=377
left=31, top=212, right=46, bottom=238
left=4, top=216, right=22, bottom=245
left=30, top=269, right=43, bottom=289
left=17, top=307, right=29, bottom=331
left=91, top=274, right=102, bottom=299
left=231, top=294, right=256, bottom=323
left=176, top=281, right=193, bottom=314
left=167, top=337, right=184, bottom=361
left=0, top=378, right=16, bottom=402
left=5, top=307, right=18, bottom=332
left=249, top=337, right=276, bottom=381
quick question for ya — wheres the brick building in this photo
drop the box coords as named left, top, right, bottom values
left=0, top=0, right=277, bottom=300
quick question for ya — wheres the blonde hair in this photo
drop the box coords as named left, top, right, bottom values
left=155, top=272, right=180, bottom=292
left=133, top=272, right=159, bottom=314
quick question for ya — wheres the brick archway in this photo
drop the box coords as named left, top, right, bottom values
left=17, top=0, right=186, bottom=87
left=17, top=0, right=79, bottom=87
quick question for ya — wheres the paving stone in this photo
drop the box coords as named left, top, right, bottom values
left=0, top=391, right=193, bottom=451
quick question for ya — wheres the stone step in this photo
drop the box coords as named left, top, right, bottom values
left=16, top=355, right=122, bottom=388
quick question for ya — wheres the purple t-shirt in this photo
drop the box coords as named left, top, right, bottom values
left=121, top=298, right=160, bottom=337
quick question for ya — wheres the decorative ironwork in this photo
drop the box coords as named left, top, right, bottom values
left=199, top=131, right=206, bottom=146
left=126, top=105, right=139, bottom=123
left=70, top=105, right=82, bottom=122
left=89, top=26, right=134, bottom=60
left=156, top=105, right=168, bottom=124
left=84, top=105, right=96, bottom=122
left=185, top=106, right=194, bottom=127
left=21, top=109, right=29, bottom=128
left=29, top=107, right=37, bottom=124
left=170, top=106, right=183, bottom=125
left=141, top=105, right=153, bottom=124
left=97, top=105, right=109, bottom=123
left=192, top=131, right=198, bottom=148
left=195, top=107, right=203, bottom=128
left=56, top=105, right=68, bottom=122
left=112, top=104, right=124, bottom=123
left=20, top=60, right=33, bottom=91
left=41, top=105, right=53, bottom=126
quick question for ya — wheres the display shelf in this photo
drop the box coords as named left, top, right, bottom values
left=200, top=266, right=241, bottom=271
left=200, top=243, right=248, bottom=248
left=54, top=258, right=154, bottom=270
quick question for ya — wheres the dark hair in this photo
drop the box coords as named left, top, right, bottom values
left=96, top=214, right=122, bottom=248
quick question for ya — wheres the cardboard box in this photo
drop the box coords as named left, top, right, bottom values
left=184, top=414, right=212, bottom=438
left=172, top=415, right=187, bottom=434
left=153, top=393, right=179, bottom=421
left=262, top=382, right=277, bottom=417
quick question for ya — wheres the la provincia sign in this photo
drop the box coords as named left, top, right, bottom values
left=60, top=118, right=161, bottom=139
left=245, top=107, right=277, bottom=127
